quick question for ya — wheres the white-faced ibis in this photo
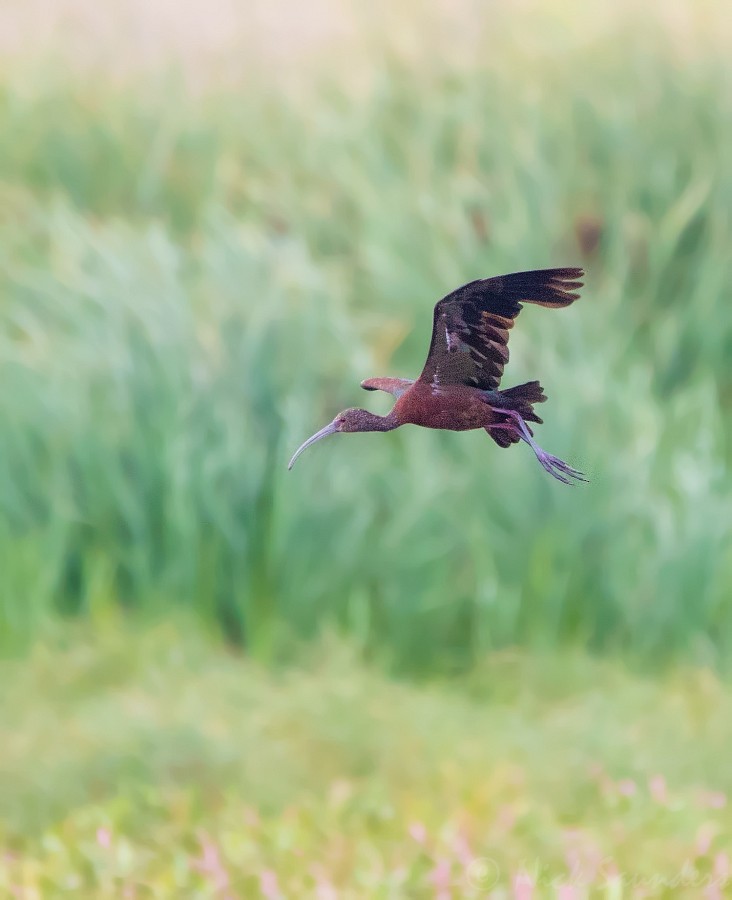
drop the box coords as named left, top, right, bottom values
left=289, top=268, right=586, bottom=484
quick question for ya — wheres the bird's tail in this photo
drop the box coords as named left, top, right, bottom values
left=499, top=381, right=546, bottom=422
left=487, top=381, right=547, bottom=447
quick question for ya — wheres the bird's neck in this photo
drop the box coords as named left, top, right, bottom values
left=360, top=409, right=400, bottom=432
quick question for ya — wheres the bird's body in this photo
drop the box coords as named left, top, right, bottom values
left=394, top=382, right=495, bottom=431
left=289, top=267, right=587, bottom=484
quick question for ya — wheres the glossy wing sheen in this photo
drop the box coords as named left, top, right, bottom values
left=418, top=268, right=583, bottom=391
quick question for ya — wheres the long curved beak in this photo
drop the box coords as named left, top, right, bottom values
left=288, top=422, right=338, bottom=470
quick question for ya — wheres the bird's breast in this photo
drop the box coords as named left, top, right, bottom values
left=394, top=385, right=488, bottom=431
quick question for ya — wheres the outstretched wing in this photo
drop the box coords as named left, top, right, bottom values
left=361, top=377, right=414, bottom=398
left=417, top=268, right=583, bottom=391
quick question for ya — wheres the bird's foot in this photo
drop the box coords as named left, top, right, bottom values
left=496, top=409, right=588, bottom=485
left=533, top=448, right=588, bottom=485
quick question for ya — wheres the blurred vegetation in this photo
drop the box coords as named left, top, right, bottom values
left=2, top=1, right=732, bottom=895
left=0, top=0, right=731, bottom=676
left=2, top=622, right=732, bottom=896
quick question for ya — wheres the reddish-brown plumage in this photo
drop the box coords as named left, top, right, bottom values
left=289, top=268, right=587, bottom=484
left=393, top=382, right=496, bottom=431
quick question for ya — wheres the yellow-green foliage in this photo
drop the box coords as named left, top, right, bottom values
left=2, top=624, right=732, bottom=897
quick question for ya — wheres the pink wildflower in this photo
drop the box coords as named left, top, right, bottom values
left=513, top=870, right=534, bottom=899
left=260, top=869, right=281, bottom=899
left=617, top=779, right=637, bottom=797
left=409, top=821, right=428, bottom=845
left=649, top=774, right=668, bottom=804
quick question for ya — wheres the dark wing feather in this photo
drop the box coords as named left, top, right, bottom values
left=417, top=268, right=583, bottom=391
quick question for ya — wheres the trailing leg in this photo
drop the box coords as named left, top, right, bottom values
left=489, top=409, right=587, bottom=485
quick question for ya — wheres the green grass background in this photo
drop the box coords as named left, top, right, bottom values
left=1, top=0, right=732, bottom=894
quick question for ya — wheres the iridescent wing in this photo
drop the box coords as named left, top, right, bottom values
left=418, top=268, right=583, bottom=391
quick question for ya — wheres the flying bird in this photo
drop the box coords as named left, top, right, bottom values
left=289, top=268, right=586, bottom=484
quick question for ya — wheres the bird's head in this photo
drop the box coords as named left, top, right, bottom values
left=288, top=408, right=389, bottom=469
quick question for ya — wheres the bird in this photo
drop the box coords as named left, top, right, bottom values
left=288, top=267, right=586, bottom=484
